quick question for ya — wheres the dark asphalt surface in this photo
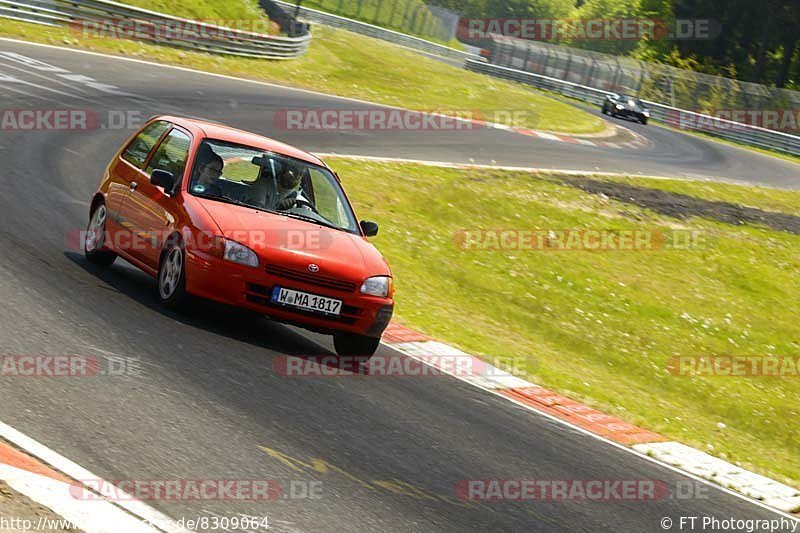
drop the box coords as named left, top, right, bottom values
left=0, top=40, right=797, bottom=532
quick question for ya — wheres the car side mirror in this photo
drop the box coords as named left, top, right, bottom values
left=360, top=220, right=379, bottom=237
left=150, top=169, right=175, bottom=192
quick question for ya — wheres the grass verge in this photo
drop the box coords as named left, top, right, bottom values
left=327, top=156, right=800, bottom=488
left=0, top=19, right=604, bottom=134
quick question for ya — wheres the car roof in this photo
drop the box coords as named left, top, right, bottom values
left=153, top=115, right=327, bottom=168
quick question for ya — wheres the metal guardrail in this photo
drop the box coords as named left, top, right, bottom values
left=0, top=0, right=312, bottom=59
left=466, top=59, right=800, bottom=157
left=272, top=0, right=473, bottom=62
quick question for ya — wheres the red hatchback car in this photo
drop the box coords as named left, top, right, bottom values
left=84, top=116, right=394, bottom=356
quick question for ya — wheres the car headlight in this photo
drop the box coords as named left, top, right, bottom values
left=360, top=276, right=393, bottom=298
left=615, top=104, right=624, bottom=110
left=643, top=110, right=650, bottom=117
left=222, top=239, right=259, bottom=267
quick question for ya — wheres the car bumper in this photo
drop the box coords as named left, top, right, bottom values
left=185, top=250, right=394, bottom=338
left=617, top=110, right=647, bottom=120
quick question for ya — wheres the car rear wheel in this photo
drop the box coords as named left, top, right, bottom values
left=158, top=239, right=188, bottom=309
left=333, top=333, right=380, bottom=357
left=85, top=202, right=117, bottom=267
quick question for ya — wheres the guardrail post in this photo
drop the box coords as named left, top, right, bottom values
left=636, top=60, right=646, bottom=97
left=523, top=44, right=532, bottom=72
left=584, top=59, right=597, bottom=86
left=563, top=50, right=573, bottom=82
left=541, top=47, right=551, bottom=76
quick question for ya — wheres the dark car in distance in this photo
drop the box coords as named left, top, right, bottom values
left=601, top=94, right=650, bottom=124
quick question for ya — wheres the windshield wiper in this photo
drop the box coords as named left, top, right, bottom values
left=197, top=193, right=262, bottom=211
left=280, top=211, right=342, bottom=231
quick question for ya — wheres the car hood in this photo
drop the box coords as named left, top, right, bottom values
left=196, top=198, right=391, bottom=279
left=620, top=101, right=645, bottom=112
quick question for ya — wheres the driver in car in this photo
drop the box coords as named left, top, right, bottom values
left=274, top=165, right=310, bottom=210
left=192, top=150, right=224, bottom=196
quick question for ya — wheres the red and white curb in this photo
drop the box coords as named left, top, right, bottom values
left=380, top=322, right=800, bottom=515
left=484, top=121, right=650, bottom=150
left=0, top=422, right=188, bottom=533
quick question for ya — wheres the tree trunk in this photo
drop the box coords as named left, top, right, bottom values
left=753, top=4, right=774, bottom=84
left=776, top=36, right=797, bottom=88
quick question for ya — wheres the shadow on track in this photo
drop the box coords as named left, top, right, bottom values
left=64, top=251, right=332, bottom=357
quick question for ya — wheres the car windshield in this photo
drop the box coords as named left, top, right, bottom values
left=620, top=95, right=642, bottom=106
left=188, top=139, right=359, bottom=233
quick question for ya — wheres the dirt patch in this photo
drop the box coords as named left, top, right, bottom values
left=0, top=480, right=81, bottom=532
left=562, top=177, right=800, bottom=234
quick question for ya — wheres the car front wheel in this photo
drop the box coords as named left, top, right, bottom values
left=334, top=333, right=380, bottom=357
left=157, top=239, right=189, bottom=309
left=85, top=202, right=117, bottom=266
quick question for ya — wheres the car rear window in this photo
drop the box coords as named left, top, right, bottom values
left=121, top=121, right=169, bottom=168
left=146, top=129, right=191, bottom=178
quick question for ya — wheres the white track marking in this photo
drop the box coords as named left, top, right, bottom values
left=0, top=80, right=79, bottom=106
left=0, top=67, right=83, bottom=98
left=0, top=59, right=94, bottom=96
left=0, top=421, right=191, bottom=533
left=378, top=342, right=800, bottom=522
left=0, top=464, right=156, bottom=533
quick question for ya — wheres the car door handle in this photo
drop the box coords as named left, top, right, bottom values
left=130, top=181, right=138, bottom=191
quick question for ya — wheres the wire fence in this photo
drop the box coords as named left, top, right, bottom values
left=0, top=0, right=311, bottom=59
left=297, top=0, right=458, bottom=43
left=485, top=36, right=800, bottom=124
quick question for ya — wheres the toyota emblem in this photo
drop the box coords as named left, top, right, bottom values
left=308, top=264, right=319, bottom=273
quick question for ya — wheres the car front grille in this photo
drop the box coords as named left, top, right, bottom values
left=264, top=264, right=358, bottom=293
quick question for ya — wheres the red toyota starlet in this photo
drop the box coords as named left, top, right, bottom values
left=84, top=115, right=394, bottom=356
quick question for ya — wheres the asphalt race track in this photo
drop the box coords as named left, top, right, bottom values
left=0, top=39, right=798, bottom=532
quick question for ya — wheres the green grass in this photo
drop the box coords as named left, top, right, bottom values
left=0, top=19, right=604, bottom=134
left=119, top=0, right=269, bottom=22
left=325, top=156, right=800, bottom=488
left=302, top=0, right=456, bottom=45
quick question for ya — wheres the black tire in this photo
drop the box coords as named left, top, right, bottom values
left=84, top=201, right=117, bottom=267
left=640, top=118, right=648, bottom=125
left=157, top=237, right=189, bottom=309
left=333, top=333, right=380, bottom=357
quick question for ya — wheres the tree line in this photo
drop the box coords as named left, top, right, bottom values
left=431, top=0, right=799, bottom=89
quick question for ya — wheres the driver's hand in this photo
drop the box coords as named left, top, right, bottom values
left=276, top=197, right=295, bottom=210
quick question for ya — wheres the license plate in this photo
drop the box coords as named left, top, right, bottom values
left=271, top=287, right=342, bottom=316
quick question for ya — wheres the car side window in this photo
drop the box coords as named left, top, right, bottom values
left=146, top=129, right=191, bottom=178
left=121, top=121, right=170, bottom=168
